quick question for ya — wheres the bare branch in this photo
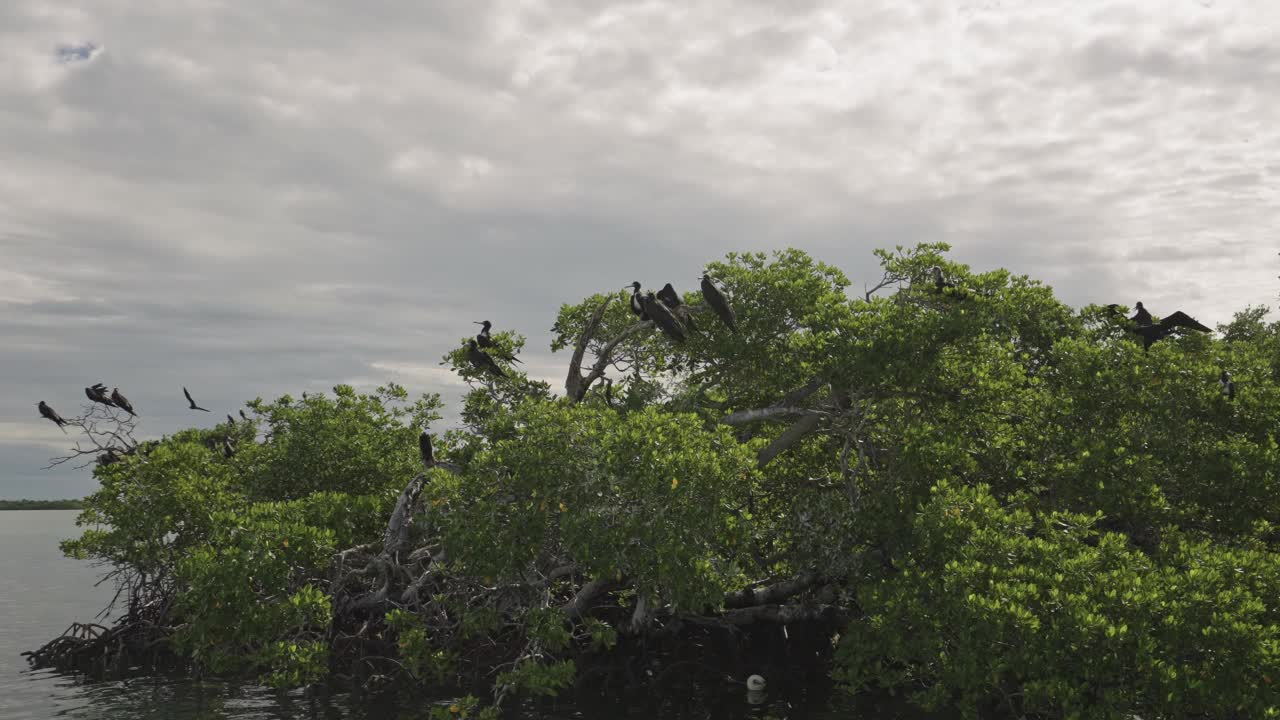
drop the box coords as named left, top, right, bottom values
left=756, top=414, right=823, bottom=470
left=565, top=297, right=612, bottom=401
left=722, top=406, right=825, bottom=426
left=723, top=572, right=822, bottom=609
left=579, top=321, right=654, bottom=401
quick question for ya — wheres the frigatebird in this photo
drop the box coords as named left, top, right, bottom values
left=183, top=387, right=211, bottom=412
left=222, top=438, right=235, bottom=458
left=473, top=321, right=523, bottom=364
left=110, top=388, right=136, bottom=416
left=1221, top=371, right=1236, bottom=401
left=85, top=385, right=116, bottom=407
left=699, top=273, right=738, bottom=333
left=37, top=401, right=68, bottom=432
left=419, top=431, right=435, bottom=467
left=227, top=414, right=236, bottom=425
left=239, top=409, right=249, bottom=421
left=1131, top=310, right=1212, bottom=350
left=657, top=283, right=697, bottom=331
left=466, top=339, right=506, bottom=377
left=642, top=292, right=686, bottom=343
left=1131, top=302, right=1153, bottom=327
left=627, top=282, right=649, bottom=321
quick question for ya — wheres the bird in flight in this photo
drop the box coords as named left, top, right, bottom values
left=110, top=388, right=136, bottom=416
left=184, top=387, right=211, bottom=412
left=37, top=401, right=68, bottom=432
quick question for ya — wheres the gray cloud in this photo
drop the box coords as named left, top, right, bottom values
left=2, top=0, right=1278, bottom=497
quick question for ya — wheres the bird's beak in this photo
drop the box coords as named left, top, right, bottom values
left=473, top=322, right=483, bottom=325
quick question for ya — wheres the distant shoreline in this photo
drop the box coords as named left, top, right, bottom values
left=0, top=499, right=84, bottom=510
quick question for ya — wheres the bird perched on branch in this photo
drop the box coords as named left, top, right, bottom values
left=183, top=386, right=210, bottom=412
left=85, top=385, right=115, bottom=408
left=37, top=401, right=68, bottom=431
left=227, top=414, right=236, bottom=425
left=642, top=291, right=686, bottom=343
left=1131, top=301, right=1153, bottom=327
left=110, top=388, right=135, bottom=416
left=473, top=320, right=523, bottom=364
left=1104, top=304, right=1211, bottom=350
left=657, top=283, right=697, bottom=331
left=466, top=339, right=506, bottom=377
left=627, top=282, right=649, bottom=321
left=1220, top=371, right=1236, bottom=401
left=700, top=273, right=738, bottom=333
left=419, top=431, right=435, bottom=468
left=239, top=409, right=248, bottom=421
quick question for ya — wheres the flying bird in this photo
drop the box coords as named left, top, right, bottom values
left=627, top=282, right=649, bottom=321
left=473, top=320, right=523, bottom=364
left=466, top=339, right=506, bottom=377
left=1220, top=371, right=1236, bottom=401
left=37, top=401, right=68, bottom=432
left=642, top=292, right=686, bottom=343
left=110, top=388, right=136, bottom=416
left=700, top=273, right=738, bottom=333
left=1131, top=302, right=1153, bottom=327
left=183, top=387, right=211, bottom=412
left=85, top=385, right=116, bottom=407
left=657, top=283, right=697, bottom=331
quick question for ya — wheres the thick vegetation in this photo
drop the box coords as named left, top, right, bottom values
left=0, top=498, right=84, bottom=510
left=34, top=244, right=1280, bottom=718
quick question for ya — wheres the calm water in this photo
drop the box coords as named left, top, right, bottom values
left=1, top=510, right=936, bottom=719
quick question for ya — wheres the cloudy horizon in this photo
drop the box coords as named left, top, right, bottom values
left=3, top=1, right=1278, bottom=498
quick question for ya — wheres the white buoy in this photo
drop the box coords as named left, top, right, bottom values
left=746, top=674, right=766, bottom=691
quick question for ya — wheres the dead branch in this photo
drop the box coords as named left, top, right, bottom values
left=756, top=414, right=823, bottom=469
left=722, top=406, right=825, bottom=426
left=565, top=297, right=612, bottom=401
left=723, top=572, right=822, bottom=609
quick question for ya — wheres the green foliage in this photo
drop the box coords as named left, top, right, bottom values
left=0, top=498, right=84, bottom=510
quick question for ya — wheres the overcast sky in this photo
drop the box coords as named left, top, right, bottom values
left=2, top=1, right=1277, bottom=498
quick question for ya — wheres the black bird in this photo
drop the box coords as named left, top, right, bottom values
left=1128, top=309, right=1212, bottom=350
left=222, top=438, right=235, bottom=458
left=96, top=449, right=121, bottom=466
left=419, top=431, right=435, bottom=467
left=657, top=283, right=697, bottom=331
left=473, top=321, right=523, bottom=364
left=1131, top=301, right=1153, bottom=327
left=642, top=292, right=686, bottom=343
left=930, top=266, right=949, bottom=292
left=227, top=414, right=236, bottom=425
left=37, top=401, right=68, bottom=431
left=604, top=377, right=614, bottom=407
left=183, top=387, right=211, bottom=412
left=466, top=339, right=506, bottom=377
left=1220, top=371, right=1236, bottom=401
left=699, top=273, right=738, bottom=333
left=627, top=282, right=649, bottom=321
left=91, top=382, right=107, bottom=391
left=239, top=409, right=248, bottom=421
left=110, top=388, right=136, bottom=416
left=85, top=385, right=116, bottom=407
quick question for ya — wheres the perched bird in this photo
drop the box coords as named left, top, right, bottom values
left=627, top=282, right=649, bottom=321
left=227, top=414, right=236, bottom=425
left=419, top=431, right=435, bottom=467
left=96, top=449, right=122, bottom=466
left=700, top=273, right=738, bottom=333
left=642, top=291, right=686, bottom=343
left=604, top=377, right=614, bottom=407
left=239, top=409, right=248, bottom=421
left=1220, top=371, right=1236, bottom=401
left=657, top=283, right=697, bottom=331
left=930, top=266, right=949, bottom=292
left=466, top=339, right=505, bottom=377
left=110, top=388, right=136, bottom=416
left=183, top=387, right=211, bottom=412
left=1129, top=309, right=1212, bottom=350
left=85, top=385, right=116, bottom=407
left=1131, top=301, right=1153, bottom=327
left=91, top=382, right=107, bottom=391
left=37, top=401, right=68, bottom=431
left=473, top=320, right=523, bottom=364
left=221, top=438, right=235, bottom=458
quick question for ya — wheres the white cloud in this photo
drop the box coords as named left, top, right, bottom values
left=1, top=0, right=1278, bottom=496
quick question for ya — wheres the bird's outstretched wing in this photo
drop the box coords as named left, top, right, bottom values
left=1159, top=311, right=1211, bottom=333
left=184, top=386, right=211, bottom=411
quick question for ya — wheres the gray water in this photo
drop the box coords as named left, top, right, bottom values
left=1, top=510, right=933, bottom=719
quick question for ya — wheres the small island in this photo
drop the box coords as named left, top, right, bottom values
left=0, top=499, right=84, bottom=510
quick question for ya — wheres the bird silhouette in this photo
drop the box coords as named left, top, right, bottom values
left=473, top=321, right=523, bottom=364
left=85, top=385, right=116, bottom=408
left=1131, top=310, right=1212, bottom=350
left=466, top=339, right=506, bottom=377
left=222, top=438, right=235, bottom=458
left=1220, top=371, right=1236, bottom=401
left=642, top=292, right=686, bottom=343
left=657, top=283, right=697, bottom=331
left=419, top=431, right=435, bottom=467
left=183, top=387, right=210, bottom=412
left=627, top=282, right=649, bottom=321
left=239, top=409, right=249, bottom=421
left=700, top=274, right=738, bottom=333
left=37, top=401, right=68, bottom=432
left=227, top=414, right=236, bottom=425
left=1131, top=301, right=1153, bottom=327
left=110, top=388, right=136, bottom=416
